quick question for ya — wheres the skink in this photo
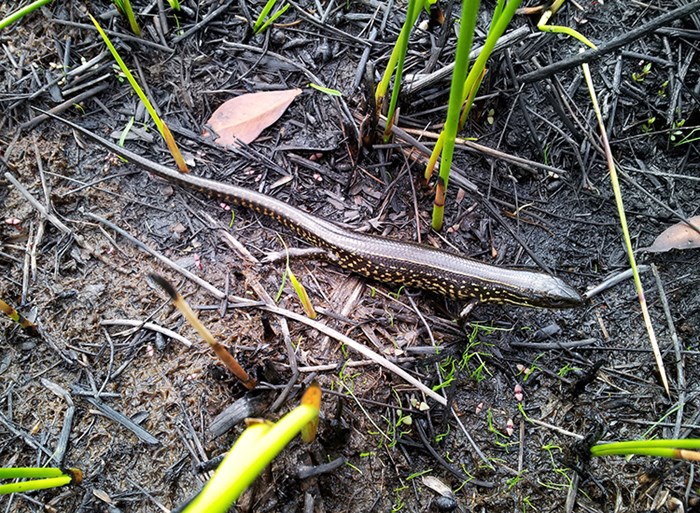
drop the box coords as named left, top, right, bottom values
left=50, top=115, right=583, bottom=308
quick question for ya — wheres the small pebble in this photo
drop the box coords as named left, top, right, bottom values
left=434, top=495, right=458, bottom=512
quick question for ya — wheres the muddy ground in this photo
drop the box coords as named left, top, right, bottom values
left=1, top=0, right=699, bottom=512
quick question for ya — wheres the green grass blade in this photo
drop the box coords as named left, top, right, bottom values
left=308, top=83, right=342, bottom=96
left=288, top=268, right=317, bottom=319
left=582, top=61, right=669, bottom=395
left=184, top=405, right=319, bottom=513
left=0, top=476, right=72, bottom=495
left=591, top=447, right=700, bottom=460
left=0, top=468, right=81, bottom=495
left=0, top=0, right=53, bottom=30
left=591, top=439, right=700, bottom=456
left=375, top=0, right=423, bottom=109
left=383, top=0, right=421, bottom=140
left=458, top=0, right=521, bottom=122
left=253, top=0, right=280, bottom=32
left=430, top=0, right=480, bottom=230
left=428, top=0, right=521, bottom=229
left=89, top=14, right=189, bottom=172
left=113, top=0, right=141, bottom=36
left=0, top=467, right=66, bottom=479
left=255, top=3, right=289, bottom=34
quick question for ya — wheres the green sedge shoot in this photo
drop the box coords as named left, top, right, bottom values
left=112, top=0, right=141, bottom=36
left=90, top=14, right=189, bottom=172
left=0, top=0, right=53, bottom=30
left=183, top=384, right=320, bottom=513
left=253, top=0, right=289, bottom=34
left=0, top=467, right=83, bottom=495
left=308, top=83, right=342, bottom=96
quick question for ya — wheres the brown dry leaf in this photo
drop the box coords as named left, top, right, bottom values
left=643, top=215, right=700, bottom=253
left=204, top=88, right=302, bottom=146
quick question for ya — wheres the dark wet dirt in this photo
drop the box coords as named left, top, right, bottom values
left=1, top=1, right=699, bottom=512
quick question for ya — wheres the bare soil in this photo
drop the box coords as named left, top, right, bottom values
left=1, top=1, right=699, bottom=512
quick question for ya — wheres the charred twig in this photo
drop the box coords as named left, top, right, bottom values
left=520, top=2, right=700, bottom=83
left=297, top=457, right=346, bottom=479
left=78, top=393, right=161, bottom=445
left=584, top=266, right=650, bottom=300
left=20, top=83, right=110, bottom=130
left=255, top=300, right=448, bottom=405
left=85, top=212, right=225, bottom=299
left=415, top=420, right=493, bottom=488
left=209, top=394, right=270, bottom=438
left=0, top=411, right=55, bottom=458
left=652, top=264, right=685, bottom=438
left=40, top=379, right=75, bottom=467
left=404, top=25, right=530, bottom=94
left=51, top=19, right=173, bottom=52
left=3, top=171, right=115, bottom=274
left=8, top=51, right=109, bottom=110
left=99, top=318, right=194, bottom=347
left=171, top=0, right=237, bottom=44
left=245, top=279, right=298, bottom=409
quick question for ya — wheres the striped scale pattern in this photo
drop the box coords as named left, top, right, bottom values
left=58, top=116, right=583, bottom=309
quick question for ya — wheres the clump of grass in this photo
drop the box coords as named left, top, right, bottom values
left=379, top=0, right=420, bottom=140
left=375, top=0, right=430, bottom=140
left=376, top=0, right=522, bottom=229
left=112, top=0, right=140, bottom=36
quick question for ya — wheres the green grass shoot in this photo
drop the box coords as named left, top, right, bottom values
left=582, top=60, right=668, bottom=395
left=0, top=0, right=53, bottom=30
left=308, top=83, right=342, bottom=96
left=253, top=0, right=290, bottom=34
left=89, top=14, right=189, bottom=172
left=428, top=0, right=477, bottom=230
left=274, top=234, right=317, bottom=318
left=117, top=116, right=136, bottom=156
left=183, top=384, right=321, bottom=513
left=591, top=439, right=700, bottom=461
left=427, top=0, right=521, bottom=230
left=674, top=126, right=699, bottom=146
left=376, top=0, right=435, bottom=140
left=0, top=467, right=83, bottom=495
left=112, top=0, right=141, bottom=36
left=381, top=0, right=420, bottom=141
left=536, top=0, right=595, bottom=49
left=167, top=0, right=181, bottom=10
left=287, top=269, right=317, bottom=319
